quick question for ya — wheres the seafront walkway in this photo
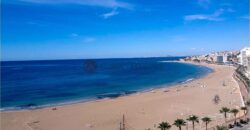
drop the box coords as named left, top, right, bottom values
left=233, top=72, right=250, bottom=119
left=233, top=72, right=250, bottom=103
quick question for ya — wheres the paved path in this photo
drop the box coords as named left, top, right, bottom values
left=233, top=73, right=249, bottom=103
left=231, top=73, right=250, bottom=130
left=232, top=123, right=250, bottom=130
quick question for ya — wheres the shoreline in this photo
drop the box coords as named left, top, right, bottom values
left=1, top=62, right=244, bottom=130
left=0, top=61, right=213, bottom=112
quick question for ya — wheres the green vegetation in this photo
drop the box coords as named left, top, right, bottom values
left=241, top=106, right=247, bottom=117
left=186, top=115, right=199, bottom=130
left=173, top=119, right=186, bottom=130
left=246, top=100, right=250, bottom=107
left=201, top=117, right=211, bottom=130
left=219, top=107, right=230, bottom=122
left=230, top=108, right=239, bottom=124
left=158, top=122, right=171, bottom=130
left=144, top=106, right=249, bottom=130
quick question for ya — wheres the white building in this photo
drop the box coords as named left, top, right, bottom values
left=216, top=54, right=228, bottom=63
left=238, top=47, right=250, bottom=66
left=247, top=56, right=250, bottom=75
left=216, top=55, right=224, bottom=63
left=238, top=47, right=250, bottom=78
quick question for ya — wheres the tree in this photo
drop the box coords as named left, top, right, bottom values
left=230, top=108, right=239, bottom=124
left=246, top=100, right=250, bottom=107
left=187, top=115, right=199, bottom=130
left=201, top=117, right=211, bottom=130
left=241, top=106, right=248, bottom=117
left=245, top=100, right=250, bottom=119
left=158, top=122, right=171, bottom=130
left=216, top=125, right=228, bottom=130
left=173, top=119, right=186, bottom=130
left=219, top=107, right=230, bottom=122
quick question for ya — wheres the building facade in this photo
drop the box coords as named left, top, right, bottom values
left=238, top=47, right=250, bottom=79
left=238, top=47, right=250, bottom=66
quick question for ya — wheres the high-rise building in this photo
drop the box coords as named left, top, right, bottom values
left=238, top=47, right=250, bottom=79
left=238, top=47, right=250, bottom=66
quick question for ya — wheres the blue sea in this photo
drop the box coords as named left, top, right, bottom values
left=1, top=57, right=212, bottom=110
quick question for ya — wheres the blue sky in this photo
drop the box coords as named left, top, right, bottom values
left=1, top=0, right=249, bottom=61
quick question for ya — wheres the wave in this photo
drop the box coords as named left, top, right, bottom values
left=1, top=91, right=138, bottom=111
left=96, top=91, right=137, bottom=99
left=182, top=78, right=194, bottom=84
left=158, top=60, right=174, bottom=63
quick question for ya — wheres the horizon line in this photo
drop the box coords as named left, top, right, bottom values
left=1, top=56, right=187, bottom=62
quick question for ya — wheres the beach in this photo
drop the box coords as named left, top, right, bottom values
left=1, top=62, right=244, bottom=130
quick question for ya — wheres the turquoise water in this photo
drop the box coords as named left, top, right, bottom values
left=1, top=57, right=213, bottom=110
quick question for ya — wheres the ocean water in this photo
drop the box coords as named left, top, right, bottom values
left=1, top=57, right=212, bottom=110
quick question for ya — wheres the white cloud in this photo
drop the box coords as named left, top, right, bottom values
left=184, top=14, right=222, bottom=21
left=83, top=37, right=96, bottom=43
left=101, top=9, right=119, bottom=19
left=184, top=8, right=224, bottom=21
left=19, top=0, right=133, bottom=10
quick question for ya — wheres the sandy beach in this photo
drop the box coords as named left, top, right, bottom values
left=1, top=62, right=244, bottom=130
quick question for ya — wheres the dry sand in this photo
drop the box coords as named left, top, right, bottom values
left=1, top=62, right=244, bottom=130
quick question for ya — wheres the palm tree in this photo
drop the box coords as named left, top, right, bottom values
left=241, top=106, right=248, bottom=117
left=219, top=107, right=230, bottom=122
left=246, top=100, right=250, bottom=107
left=158, top=122, right=171, bottom=130
left=230, top=108, right=239, bottom=124
left=187, top=115, right=199, bottom=130
left=245, top=100, right=250, bottom=118
left=173, top=119, right=186, bottom=130
left=246, top=100, right=250, bottom=113
left=201, top=117, right=211, bottom=130
left=216, top=125, right=228, bottom=130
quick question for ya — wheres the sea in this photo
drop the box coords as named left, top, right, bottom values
left=1, top=57, right=213, bottom=110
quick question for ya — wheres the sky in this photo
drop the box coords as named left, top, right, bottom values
left=1, top=0, right=250, bottom=61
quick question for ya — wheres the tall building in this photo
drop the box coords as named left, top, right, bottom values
left=238, top=47, right=250, bottom=66
left=238, top=47, right=250, bottom=79
left=247, top=56, right=250, bottom=73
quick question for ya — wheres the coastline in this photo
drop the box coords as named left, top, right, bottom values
left=0, top=61, right=212, bottom=112
left=1, top=62, right=244, bottom=130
